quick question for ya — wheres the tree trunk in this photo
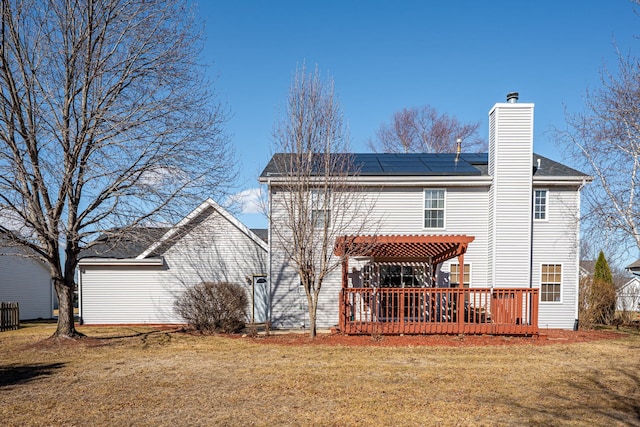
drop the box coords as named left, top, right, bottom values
left=309, top=311, right=317, bottom=339
left=53, top=278, right=82, bottom=338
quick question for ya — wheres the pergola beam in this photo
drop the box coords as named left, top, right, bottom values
left=335, top=234, right=475, bottom=289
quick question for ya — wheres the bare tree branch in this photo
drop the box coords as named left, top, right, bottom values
left=557, top=46, right=640, bottom=266
left=368, top=105, right=486, bottom=153
left=0, top=0, right=235, bottom=337
left=269, top=64, right=378, bottom=338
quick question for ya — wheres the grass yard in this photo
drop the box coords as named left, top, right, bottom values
left=1, top=324, right=639, bottom=426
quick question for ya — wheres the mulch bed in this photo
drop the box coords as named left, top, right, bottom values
left=243, top=328, right=624, bottom=347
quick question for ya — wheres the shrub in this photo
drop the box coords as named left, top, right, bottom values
left=175, top=281, right=248, bottom=333
left=579, top=276, right=617, bottom=329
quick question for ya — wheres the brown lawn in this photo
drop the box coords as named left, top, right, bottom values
left=1, top=324, right=639, bottom=426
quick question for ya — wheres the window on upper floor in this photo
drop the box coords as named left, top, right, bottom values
left=534, top=189, right=547, bottom=220
left=310, top=189, right=330, bottom=229
left=541, top=263, right=562, bottom=302
left=424, top=189, right=445, bottom=229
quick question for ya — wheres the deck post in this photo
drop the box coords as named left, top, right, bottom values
left=342, top=257, right=348, bottom=289
left=457, top=253, right=465, bottom=289
left=457, top=253, right=464, bottom=329
left=341, top=257, right=348, bottom=331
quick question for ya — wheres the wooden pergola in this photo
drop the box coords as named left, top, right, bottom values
left=334, top=234, right=476, bottom=289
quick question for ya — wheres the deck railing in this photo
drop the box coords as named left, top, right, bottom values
left=338, top=287, right=538, bottom=336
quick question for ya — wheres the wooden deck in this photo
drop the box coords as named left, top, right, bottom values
left=338, top=287, right=539, bottom=336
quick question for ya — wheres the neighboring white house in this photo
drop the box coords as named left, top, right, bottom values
left=78, top=199, right=268, bottom=324
left=617, top=277, right=640, bottom=312
left=260, top=95, right=591, bottom=331
left=0, top=246, right=53, bottom=320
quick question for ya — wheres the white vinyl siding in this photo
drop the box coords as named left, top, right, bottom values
left=80, top=266, right=174, bottom=324
left=269, top=180, right=582, bottom=330
left=0, top=254, right=52, bottom=320
left=268, top=185, right=490, bottom=329
left=532, top=187, right=580, bottom=328
left=80, top=205, right=268, bottom=325
left=488, top=103, right=534, bottom=289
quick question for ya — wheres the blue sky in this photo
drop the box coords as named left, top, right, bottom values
left=197, top=1, right=639, bottom=229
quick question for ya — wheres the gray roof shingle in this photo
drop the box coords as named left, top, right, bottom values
left=260, top=152, right=589, bottom=179
left=80, top=227, right=170, bottom=259
left=250, top=228, right=268, bottom=243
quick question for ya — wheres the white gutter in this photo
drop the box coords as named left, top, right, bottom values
left=260, top=175, right=494, bottom=187
left=533, top=176, right=593, bottom=186
left=78, top=257, right=165, bottom=267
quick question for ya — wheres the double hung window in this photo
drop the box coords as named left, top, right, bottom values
left=310, top=189, right=330, bottom=229
left=424, top=189, right=445, bottom=229
left=541, top=264, right=562, bottom=302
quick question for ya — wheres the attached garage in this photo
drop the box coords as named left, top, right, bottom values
left=79, top=199, right=268, bottom=325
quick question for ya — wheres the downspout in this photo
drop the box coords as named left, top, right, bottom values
left=529, top=161, right=536, bottom=329
left=529, top=160, right=544, bottom=289
left=268, top=179, right=273, bottom=327
left=77, top=267, right=83, bottom=325
left=574, top=178, right=587, bottom=331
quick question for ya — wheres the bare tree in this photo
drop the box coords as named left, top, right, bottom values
left=557, top=47, right=640, bottom=265
left=368, top=105, right=486, bottom=153
left=0, top=0, right=234, bottom=337
left=269, top=65, right=377, bottom=339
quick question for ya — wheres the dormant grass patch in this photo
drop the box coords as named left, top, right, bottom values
left=1, top=324, right=639, bottom=426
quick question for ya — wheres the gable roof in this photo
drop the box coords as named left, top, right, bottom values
left=137, top=198, right=268, bottom=259
left=259, top=152, right=589, bottom=182
left=619, top=276, right=640, bottom=292
left=626, top=259, right=640, bottom=271
left=80, top=199, right=267, bottom=261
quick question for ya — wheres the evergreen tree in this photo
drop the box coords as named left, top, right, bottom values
left=594, top=251, right=613, bottom=284
left=592, top=251, right=617, bottom=324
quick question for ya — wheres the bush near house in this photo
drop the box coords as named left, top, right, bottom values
left=174, top=281, right=248, bottom=333
left=579, top=251, right=617, bottom=329
left=580, top=276, right=617, bottom=329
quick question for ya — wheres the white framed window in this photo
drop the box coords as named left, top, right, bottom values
left=540, top=263, right=562, bottom=302
left=449, top=263, right=471, bottom=288
left=534, top=189, right=547, bottom=220
left=424, top=189, right=445, bottom=229
left=310, top=189, right=330, bottom=229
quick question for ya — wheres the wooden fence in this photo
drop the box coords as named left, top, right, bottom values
left=1, top=302, right=20, bottom=331
left=339, top=287, right=538, bottom=336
